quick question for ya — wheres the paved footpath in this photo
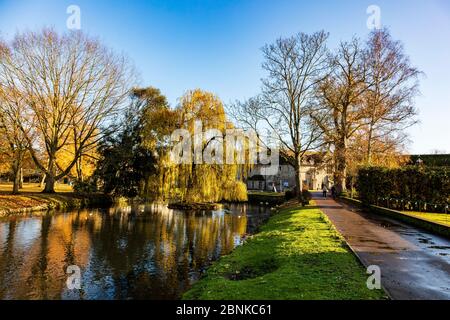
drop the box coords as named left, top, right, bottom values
left=313, top=193, right=450, bottom=300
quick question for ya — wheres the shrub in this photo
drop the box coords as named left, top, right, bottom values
left=357, top=166, right=449, bottom=208
left=221, top=181, right=248, bottom=202
left=301, top=190, right=312, bottom=206
left=285, top=190, right=296, bottom=201
left=73, top=179, right=98, bottom=194
left=284, top=189, right=311, bottom=205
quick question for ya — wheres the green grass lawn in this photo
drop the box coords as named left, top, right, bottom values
left=402, top=211, right=450, bottom=227
left=183, top=203, right=387, bottom=300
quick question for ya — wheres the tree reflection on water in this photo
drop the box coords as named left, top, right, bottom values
left=0, top=203, right=270, bottom=300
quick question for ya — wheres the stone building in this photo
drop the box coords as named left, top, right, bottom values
left=246, top=153, right=333, bottom=192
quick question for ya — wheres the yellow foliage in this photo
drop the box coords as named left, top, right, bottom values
left=221, top=181, right=248, bottom=202
left=152, top=89, right=250, bottom=203
left=56, top=139, right=98, bottom=180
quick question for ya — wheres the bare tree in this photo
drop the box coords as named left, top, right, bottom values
left=0, top=43, right=35, bottom=194
left=312, top=38, right=370, bottom=194
left=227, top=96, right=275, bottom=152
left=255, top=31, right=329, bottom=198
left=0, top=91, right=31, bottom=194
left=0, top=28, right=134, bottom=193
left=363, top=28, right=421, bottom=164
left=228, top=97, right=263, bottom=135
left=430, top=149, right=448, bottom=155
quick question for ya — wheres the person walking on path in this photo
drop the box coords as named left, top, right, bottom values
left=331, top=185, right=336, bottom=199
left=322, top=185, right=328, bottom=198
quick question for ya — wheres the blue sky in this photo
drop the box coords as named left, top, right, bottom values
left=0, top=0, right=449, bottom=154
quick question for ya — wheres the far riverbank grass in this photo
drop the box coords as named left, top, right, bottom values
left=183, top=202, right=387, bottom=300
left=0, top=183, right=112, bottom=214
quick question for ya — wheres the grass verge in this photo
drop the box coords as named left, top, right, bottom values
left=183, top=202, right=387, bottom=300
left=401, top=212, right=450, bottom=227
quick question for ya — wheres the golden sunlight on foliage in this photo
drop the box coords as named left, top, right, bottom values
left=155, top=90, right=249, bottom=203
left=56, top=137, right=99, bottom=182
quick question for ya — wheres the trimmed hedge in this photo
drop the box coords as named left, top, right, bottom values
left=409, top=154, right=450, bottom=167
left=357, top=166, right=449, bottom=209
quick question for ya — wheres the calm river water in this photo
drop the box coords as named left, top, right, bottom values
left=0, top=203, right=271, bottom=300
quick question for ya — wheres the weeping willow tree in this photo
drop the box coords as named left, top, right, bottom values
left=155, top=89, right=252, bottom=203
left=97, top=87, right=253, bottom=203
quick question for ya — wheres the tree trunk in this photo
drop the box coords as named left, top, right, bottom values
left=367, top=123, right=374, bottom=165
left=12, top=159, right=21, bottom=195
left=43, top=158, right=56, bottom=193
left=43, top=174, right=56, bottom=193
left=350, top=176, right=355, bottom=198
left=40, top=174, right=46, bottom=188
left=294, top=153, right=303, bottom=201
left=76, top=156, right=83, bottom=182
left=335, top=137, right=347, bottom=195
left=19, top=168, right=23, bottom=189
left=40, top=157, right=52, bottom=188
left=11, top=152, right=24, bottom=195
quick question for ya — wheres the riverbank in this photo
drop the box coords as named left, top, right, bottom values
left=0, top=184, right=113, bottom=217
left=247, top=191, right=286, bottom=205
left=183, top=202, right=387, bottom=300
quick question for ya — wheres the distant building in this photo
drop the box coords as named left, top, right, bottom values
left=408, top=154, right=450, bottom=167
left=246, top=153, right=333, bottom=192
left=0, top=168, right=42, bottom=183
